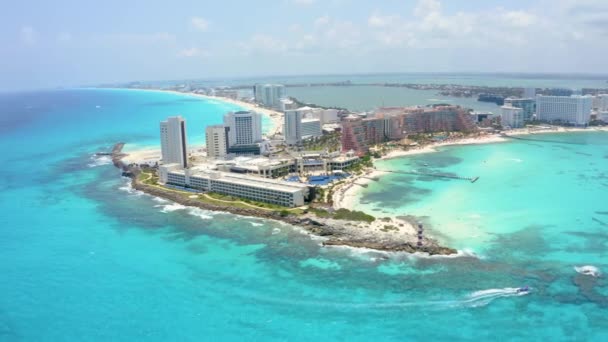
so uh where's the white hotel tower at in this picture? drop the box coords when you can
[160,116,188,168]
[205,125,229,160]
[223,111,262,146]
[536,95,593,126]
[283,109,302,145]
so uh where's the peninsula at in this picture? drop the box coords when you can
[109,83,608,256]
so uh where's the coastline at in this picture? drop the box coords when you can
[159,89,284,137]
[333,126,608,210]
[111,87,284,164]
[122,167,456,255]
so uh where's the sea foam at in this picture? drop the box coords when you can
[87,155,112,168]
[188,208,214,220]
[574,265,600,277]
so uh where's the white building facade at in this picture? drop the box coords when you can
[159,169,310,207]
[223,111,262,146]
[280,98,297,111]
[283,109,302,145]
[500,106,524,129]
[594,94,608,111]
[536,95,593,125]
[523,87,536,99]
[301,119,322,139]
[160,116,188,168]
[254,84,286,109]
[205,125,229,160]
[504,98,535,121]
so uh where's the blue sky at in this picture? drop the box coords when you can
[2,0,607,90]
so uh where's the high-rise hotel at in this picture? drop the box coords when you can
[160,116,188,168]
[223,111,262,146]
[536,95,593,126]
[205,125,230,159]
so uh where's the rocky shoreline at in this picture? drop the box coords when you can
[122,167,457,256]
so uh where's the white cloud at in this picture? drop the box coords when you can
[20,26,37,46]
[314,15,330,28]
[232,0,608,72]
[368,13,399,28]
[191,17,209,31]
[414,0,441,17]
[239,34,288,55]
[101,32,176,45]
[291,0,316,5]
[178,47,208,57]
[502,11,537,27]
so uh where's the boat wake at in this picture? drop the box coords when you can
[458,287,530,308]
[230,287,529,312]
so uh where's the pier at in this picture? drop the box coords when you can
[376,169,479,183]
[103,142,129,173]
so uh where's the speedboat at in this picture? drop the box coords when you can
[516,286,529,293]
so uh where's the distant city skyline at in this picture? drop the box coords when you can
[3,0,608,91]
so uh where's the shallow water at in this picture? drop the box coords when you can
[1,89,608,340]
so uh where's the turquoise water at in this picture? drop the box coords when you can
[2,89,608,340]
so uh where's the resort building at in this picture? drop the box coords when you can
[224,111,262,146]
[227,144,261,156]
[504,98,535,120]
[523,87,536,99]
[341,117,369,156]
[160,116,188,168]
[362,117,388,145]
[211,151,359,179]
[205,125,229,160]
[284,109,303,145]
[215,156,295,178]
[500,105,524,128]
[284,109,322,145]
[280,98,297,111]
[319,109,339,124]
[254,84,286,109]
[159,166,311,207]
[402,106,474,133]
[536,95,593,125]
[594,94,608,111]
[301,119,322,140]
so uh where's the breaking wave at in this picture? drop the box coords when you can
[575,265,600,277]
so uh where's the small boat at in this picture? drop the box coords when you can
[516,286,530,293]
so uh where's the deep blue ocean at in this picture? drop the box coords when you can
[1,88,608,341]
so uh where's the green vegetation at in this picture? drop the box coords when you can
[288,96,347,111]
[313,187,326,203]
[206,192,298,211]
[301,132,341,152]
[343,154,374,174]
[381,225,399,232]
[310,207,375,223]
[138,170,158,185]
[309,207,331,218]
[333,208,375,223]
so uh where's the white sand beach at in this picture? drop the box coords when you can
[119,89,284,164]
[162,90,284,136]
[333,126,608,210]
